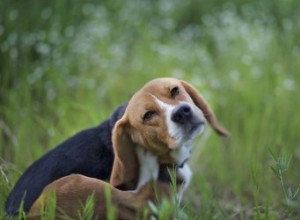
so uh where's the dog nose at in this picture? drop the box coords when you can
[171,104,192,124]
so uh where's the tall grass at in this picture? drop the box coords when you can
[1,0,300,219]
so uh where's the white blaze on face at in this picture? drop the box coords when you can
[150,94,182,143]
[150,94,193,165]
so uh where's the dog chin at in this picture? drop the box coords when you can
[170,141,192,166]
[190,122,205,138]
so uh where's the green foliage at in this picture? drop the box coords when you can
[78,194,95,220]
[270,150,300,217]
[104,185,116,220]
[147,168,189,219]
[1,0,300,219]
[36,191,57,220]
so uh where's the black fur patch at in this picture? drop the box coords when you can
[5,104,127,216]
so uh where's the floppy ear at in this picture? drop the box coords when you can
[181,80,230,137]
[110,115,139,190]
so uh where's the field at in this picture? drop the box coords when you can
[1,0,300,219]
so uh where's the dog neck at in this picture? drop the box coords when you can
[168,139,193,168]
[135,146,159,191]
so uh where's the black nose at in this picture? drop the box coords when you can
[171,104,192,124]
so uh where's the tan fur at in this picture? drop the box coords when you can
[110,78,229,188]
[28,174,172,220]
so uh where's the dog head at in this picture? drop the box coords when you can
[110,78,229,189]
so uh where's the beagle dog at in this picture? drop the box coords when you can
[27,77,228,219]
[6,77,228,216]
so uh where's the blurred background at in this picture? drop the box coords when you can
[1,0,299,219]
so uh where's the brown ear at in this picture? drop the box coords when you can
[110,115,139,189]
[181,80,230,137]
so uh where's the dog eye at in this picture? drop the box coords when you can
[170,86,179,98]
[143,111,156,121]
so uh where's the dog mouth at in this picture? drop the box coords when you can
[180,120,205,141]
[168,121,203,166]
[190,121,205,136]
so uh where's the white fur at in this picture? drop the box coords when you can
[170,141,193,166]
[177,164,192,203]
[135,146,159,190]
[150,95,182,143]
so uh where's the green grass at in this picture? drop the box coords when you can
[1,0,300,219]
